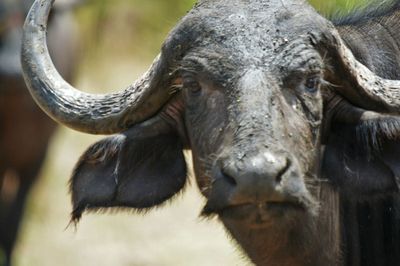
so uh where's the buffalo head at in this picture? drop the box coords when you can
[21,0,400,265]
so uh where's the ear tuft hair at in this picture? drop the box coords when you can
[325,94,400,153]
[356,116,400,152]
[81,135,124,164]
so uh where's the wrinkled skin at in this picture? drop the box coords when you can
[21,0,400,265]
[0,1,80,265]
[178,3,335,265]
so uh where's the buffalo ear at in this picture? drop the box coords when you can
[70,124,187,223]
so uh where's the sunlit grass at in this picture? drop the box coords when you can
[310,0,370,13]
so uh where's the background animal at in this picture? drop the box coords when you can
[14,0,398,266]
[0,1,80,265]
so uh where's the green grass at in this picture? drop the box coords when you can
[310,0,370,13]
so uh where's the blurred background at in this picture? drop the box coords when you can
[0,0,383,265]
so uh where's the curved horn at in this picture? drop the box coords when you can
[324,29,400,114]
[21,0,172,134]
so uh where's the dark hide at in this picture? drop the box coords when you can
[322,2,400,265]
[70,118,188,223]
[0,2,79,265]
[323,118,400,265]
[0,79,56,265]
[323,114,400,196]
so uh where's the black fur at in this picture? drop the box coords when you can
[323,2,400,264]
[70,127,188,224]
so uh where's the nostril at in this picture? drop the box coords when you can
[221,169,238,186]
[275,159,291,184]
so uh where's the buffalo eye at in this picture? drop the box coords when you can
[183,75,202,95]
[304,76,320,93]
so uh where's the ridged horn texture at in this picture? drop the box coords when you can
[21,0,172,134]
[328,30,400,114]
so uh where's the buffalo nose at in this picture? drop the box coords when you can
[219,152,291,204]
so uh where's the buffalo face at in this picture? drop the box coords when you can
[176,8,332,263]
[182,50,324,222]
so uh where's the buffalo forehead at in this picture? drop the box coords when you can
[181,0,326,70]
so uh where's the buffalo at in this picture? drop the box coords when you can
[0,0,80,265]
[21,0,400,265]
